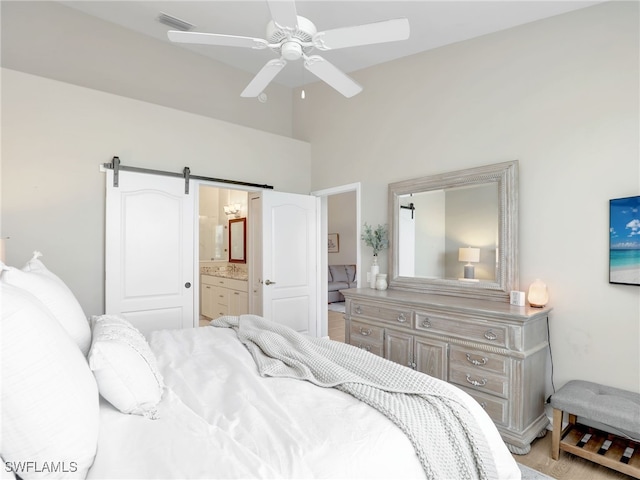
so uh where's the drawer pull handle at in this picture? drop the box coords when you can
[466,374,488,387]
[466,353,488,366]
[359,327,372,336]
[355,306,362,314]
[421,319,431,328]
[484,330,498,341]
[408,362,417,369]
[357,343,371,352]
[397,313,407,323]
[480,402,487,409]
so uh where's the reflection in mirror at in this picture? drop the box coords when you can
[229,218,246,263]
[389,161,518,302]
[398,183,499,281]
[199,216,225,261]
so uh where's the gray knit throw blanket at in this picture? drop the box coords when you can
[211,315,498,480]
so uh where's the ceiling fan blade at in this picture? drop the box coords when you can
[303,55,362,98]
[267,0,298,29]
[241,58,287,97]
[168,30,268,49]
[313,18,410,51]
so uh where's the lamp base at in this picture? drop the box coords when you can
[463,264,475,279]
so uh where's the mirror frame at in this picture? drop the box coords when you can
[388,160,519,302]
[228,217,247,264]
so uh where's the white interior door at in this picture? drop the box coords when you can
[105,170,194,337]
[249,190,319,336]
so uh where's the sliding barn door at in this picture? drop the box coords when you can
[105,170,195,337]
[249,190,319,336]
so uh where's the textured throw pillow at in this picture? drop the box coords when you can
[88,314,164,418]
[0,252,91,355]
[0,283,99,479]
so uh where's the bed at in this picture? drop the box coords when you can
[1,253,521,480]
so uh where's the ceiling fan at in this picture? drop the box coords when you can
[167,0,410,98]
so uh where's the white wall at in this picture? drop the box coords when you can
[328,191,357,265]
[294,2,640,393]
[0,1,293,137]
[1,69,311,317]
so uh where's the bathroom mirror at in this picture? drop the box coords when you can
[229,218,247,264]
[388,161,518,301]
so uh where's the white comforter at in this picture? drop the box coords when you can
[88,326,521,479]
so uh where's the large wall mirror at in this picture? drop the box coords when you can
[229,218,247,264]
[389,161,519,302]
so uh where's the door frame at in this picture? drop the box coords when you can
[311,182,362,338]
[193,180,255,326]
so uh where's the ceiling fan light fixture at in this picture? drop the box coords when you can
[158,12,195,32]
[281,41,302,61]
[166,0,409,98]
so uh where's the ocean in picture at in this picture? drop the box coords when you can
[609,195,640,285]
[610,249,640,284]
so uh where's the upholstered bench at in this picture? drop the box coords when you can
[551,380,640,478]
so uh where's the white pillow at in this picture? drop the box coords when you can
[89,314,164,418]
[0,283,99,480]
[0,252,91,355]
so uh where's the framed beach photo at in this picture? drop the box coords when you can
[328,233,339,253]
[609,195,640,285]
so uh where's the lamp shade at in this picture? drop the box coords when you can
[458,247,480,263]
[528,279,549,308]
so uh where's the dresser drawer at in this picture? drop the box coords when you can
[449,345,508,376]
[350,302,411,326]
[415,312,507,348]
[349,339,384,357]
[349,320,384,343]
[449,366,509,398]
[459,386,509,426]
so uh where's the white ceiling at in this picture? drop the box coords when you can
[59,0,602,88]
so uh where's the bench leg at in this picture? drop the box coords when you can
[552,408,562,460]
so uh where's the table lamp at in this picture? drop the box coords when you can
[459,247,480,280]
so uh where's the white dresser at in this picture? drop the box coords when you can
[342,287,551,454]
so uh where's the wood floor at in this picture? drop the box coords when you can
[327,309,345,342]
[327,310,635,480]
[518,433,634,480]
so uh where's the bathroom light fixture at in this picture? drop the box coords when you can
[459,247,480,280]
[223,203,242,218]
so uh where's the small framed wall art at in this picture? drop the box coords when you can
[609,195,640,285]
[328,233,339,253]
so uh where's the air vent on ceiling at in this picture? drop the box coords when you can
[158,12,195,32]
